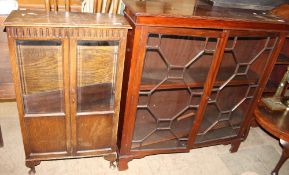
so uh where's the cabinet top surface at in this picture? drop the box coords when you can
[4,10,131,29]
[123,0,289,25]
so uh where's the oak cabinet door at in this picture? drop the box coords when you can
[15,40,69,155]
[72,40,120,154]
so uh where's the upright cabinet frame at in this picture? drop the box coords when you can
[5,10,130,173]
[118,1,288,170]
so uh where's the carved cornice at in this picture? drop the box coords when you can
[69,28,127,39]
[6,27,127,39]
[7,27,68,38]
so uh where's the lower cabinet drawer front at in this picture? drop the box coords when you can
[76,114,113,151]
[25,116,67,154]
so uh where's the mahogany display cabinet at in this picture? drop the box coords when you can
[118,0,289,170]
[4,10,130,173]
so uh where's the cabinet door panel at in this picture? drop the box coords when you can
[74,40,119,153]
[16,40,64,114]
[131,33,218,150]
[25,117,66,153]
[15,39,69,156]
[195,35,278,144]
[76,114,113,151]
[76,40,118,112]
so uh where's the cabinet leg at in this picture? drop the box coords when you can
[26,160,40,175]
[117,158,129,171]
[28,167,36,175]
[0,125,3,147]
[271,140,289,175]
[230,140,241,153]
[104,154,117,170]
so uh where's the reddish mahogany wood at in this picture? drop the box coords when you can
[118,0,289,171]
[0,125,3,147]
[255,105,289,143]
[123,0,289,31]
[255,104,289,175]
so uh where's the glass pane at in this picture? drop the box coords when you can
[77,40,119,112]
[195,36,278,144]
[141,34,217,88]
[132,33,217,150]
[16,40,64,114]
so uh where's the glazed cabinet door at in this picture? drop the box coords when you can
[129,28,225,151]
[70,38,123,155]
[194,31,279,145]
[9,38,71,157]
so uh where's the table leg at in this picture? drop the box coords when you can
[272,139,289,175]
[0,125,3,147]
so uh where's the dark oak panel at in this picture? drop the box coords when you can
[5,10,130,172]
[25,116,67,154]
[76,114,113,151]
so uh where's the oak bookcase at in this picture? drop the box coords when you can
[4,10,130,173]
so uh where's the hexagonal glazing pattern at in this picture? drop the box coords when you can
[195,36,278,144]
[132,33,218,150]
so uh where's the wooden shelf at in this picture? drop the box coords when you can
[23,83,113,114]
[195,127,238,144]
[77,83,114,112]
[140,67,259,91]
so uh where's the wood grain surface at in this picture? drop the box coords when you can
[0,15,15,99]
[4,10,131,29]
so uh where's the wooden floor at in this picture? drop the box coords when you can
[0,102,289,175]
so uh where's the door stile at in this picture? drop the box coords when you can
[110,30,128,151]
[69,38,77,155]
[7,35,32,157]
[187,30,230,149]
[119,26,149,155]
[63,38,72,154]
